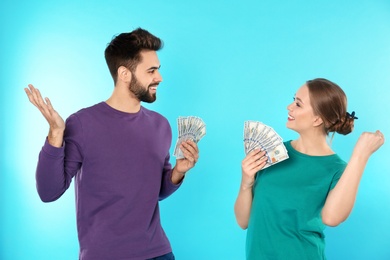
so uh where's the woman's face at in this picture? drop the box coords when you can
[286,84,321,134]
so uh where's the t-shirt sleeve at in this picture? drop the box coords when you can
[329,163,347,190]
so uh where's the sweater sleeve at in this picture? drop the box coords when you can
[36,114,83,202]
[158,154,182,201]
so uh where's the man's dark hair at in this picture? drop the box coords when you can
[104,28,163,84]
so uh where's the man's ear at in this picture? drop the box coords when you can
[117,66,132,83]
[313,116,324,127]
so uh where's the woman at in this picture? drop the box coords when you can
[234,78,385,259]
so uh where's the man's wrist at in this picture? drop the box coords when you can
[48,129,64,148]
[171,167,186,184]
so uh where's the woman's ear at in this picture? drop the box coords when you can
[313,116,324,127]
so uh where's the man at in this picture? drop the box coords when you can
[25,28,199,260]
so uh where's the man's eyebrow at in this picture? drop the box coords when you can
[147,65,161,70]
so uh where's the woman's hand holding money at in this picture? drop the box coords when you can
[241,149,267,190]
[234,148,267,229]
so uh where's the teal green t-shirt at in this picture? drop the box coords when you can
[246,140,347,260]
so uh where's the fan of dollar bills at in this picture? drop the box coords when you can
[174,116,206,159]
[243,120,289,169]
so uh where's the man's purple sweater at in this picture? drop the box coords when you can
[36,102,181,260]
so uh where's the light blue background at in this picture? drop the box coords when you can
[1,1,389,259]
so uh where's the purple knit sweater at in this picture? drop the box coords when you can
[36,102,181,260]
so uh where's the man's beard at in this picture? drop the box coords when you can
[128,74,157,103]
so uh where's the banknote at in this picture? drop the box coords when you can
[244,120,289,168]
[174,116,206,159]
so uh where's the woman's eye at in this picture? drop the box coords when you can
[293,97,300,107]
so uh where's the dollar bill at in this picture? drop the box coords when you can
[243,120,289,168]
[174,116,206,159]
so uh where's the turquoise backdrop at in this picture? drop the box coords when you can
[1,1,389,259]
